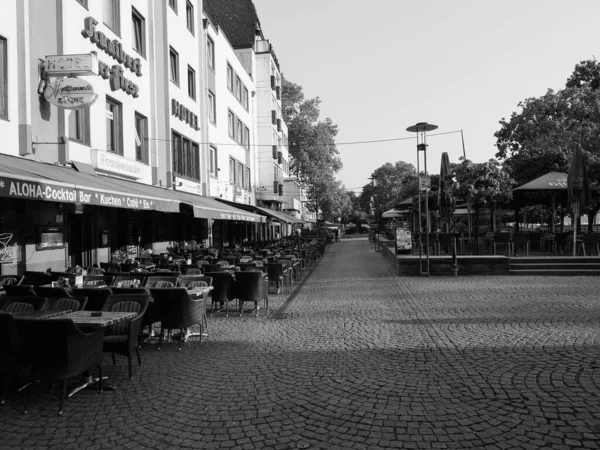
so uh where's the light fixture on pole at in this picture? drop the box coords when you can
[369,176,379,251]
[406,122,438,277]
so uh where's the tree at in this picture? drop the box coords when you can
[495,59,600,230]
[452,159,515,251]
[281,75,344,216]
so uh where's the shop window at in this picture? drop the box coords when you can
[68,108,90,145]
[104,0,121,35]
[106,96,123,154]
[132,7,145,57]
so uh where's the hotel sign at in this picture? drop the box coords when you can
[43,77,98,109]
[174,176,202,195]
[45,53,98,77]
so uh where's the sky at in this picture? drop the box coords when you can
[252,0,600,194]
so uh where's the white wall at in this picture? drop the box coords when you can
[0,0,19,156]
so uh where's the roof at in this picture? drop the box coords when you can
[204,0,261,49]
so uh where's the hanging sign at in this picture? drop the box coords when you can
[43,77,98,109]
[419,175,431,191]
[45,53,98,77]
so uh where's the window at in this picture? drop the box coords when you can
[207,37,215,70]
[106,96,123,155]
[226,64,233,91]
[237,162,243,187]
[186,1,194,34]
[245,167,251,190]
[132,8,145,57]
[104,0,121,35]
[187,66,196,100]
[235,76,241,101]
[243,86,249,110]
[229,158,235,184]
[208,91,216,124]
[68,108,90,145]
[169,47,179,85]
[228,110,234,138]
[172,130,200,180]
[236,119,242,144]
[76,0,88,7]
[243,126,250,150]
[134,112,148,163]
[168,0,177,13]
[0,37,7,120]
[209,145,218,176]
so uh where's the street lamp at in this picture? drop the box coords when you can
[369,176,379,251]
[406,122,438,277]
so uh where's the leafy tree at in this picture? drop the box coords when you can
[452,159,515,251]
[495,59,600,230]
[281,75,344,217]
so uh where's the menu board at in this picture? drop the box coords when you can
[396,227,412,252]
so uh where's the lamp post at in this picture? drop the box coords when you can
[370,177,379,251]
[406,122,438,277]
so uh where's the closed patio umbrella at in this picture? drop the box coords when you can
[438,152,455,232]
[567,144,591,255]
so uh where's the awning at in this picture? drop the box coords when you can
[215,199,301,224]
[0,154,180,212]
[382,208,410,218]
[184,194,265,223]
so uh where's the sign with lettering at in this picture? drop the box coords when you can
[172,99,199,130]
[43,77,98,109]
[174,176,202,195]
[45,53,98,77]
[396,227,412,251]
[92,149,142,179]
[0,177,178,213]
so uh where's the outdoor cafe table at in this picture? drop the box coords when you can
[44,310,137,395]
[10,310,71,320]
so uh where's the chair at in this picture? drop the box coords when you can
[102,293,149,379]
[579,232,600,256]
[34,286,73,299]
[238,262,257,271]
[120,261,140,273]
[554,232,570,255]
[69,287,111,311]
[203,272,236,316]
[46,296,88,312]
[182,267,202,275]
[100,262,122,273]
[83,274,115,286]
[512,232,530,257]
[0,275,23,288]
[83,279,107,288]
[0,313,29,405]
[2,296,47,312]
[493,232,512,256]
[15,318,104,415]
[109,287,149,296]
[150,288,208,350]
[87,267,105,275]
[204,263,223,273]
[3,285,37,297]
[541,232,555,254]
[234,271,269,317]
[178,275,213,288]
[277,259,295,285]
[143,276,179,288]
[264,263,290,294]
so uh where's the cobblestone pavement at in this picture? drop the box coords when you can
[2,238,600,449]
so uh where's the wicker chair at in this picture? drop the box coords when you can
[178,275,213,288]
[83,279,107,288]
[203,263,223,273]
[3,285,37,297]
[143,277,178,288]
[0,275,24,288]
[264,263,290,294]
[150,288,207,350]
[234,271,269,317]
[182,267,202,275]
[203,272,236,316]
[101,293,149,379]
[46,296,88,312]
[512,232,530,257]
[0,312,29,405]
[34,286,73,299]
[578,232,600,256]
[2,296,47,312]
[15,318,104,415]
[69,287,111,311]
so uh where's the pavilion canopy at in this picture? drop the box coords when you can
[512,172,568,207]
